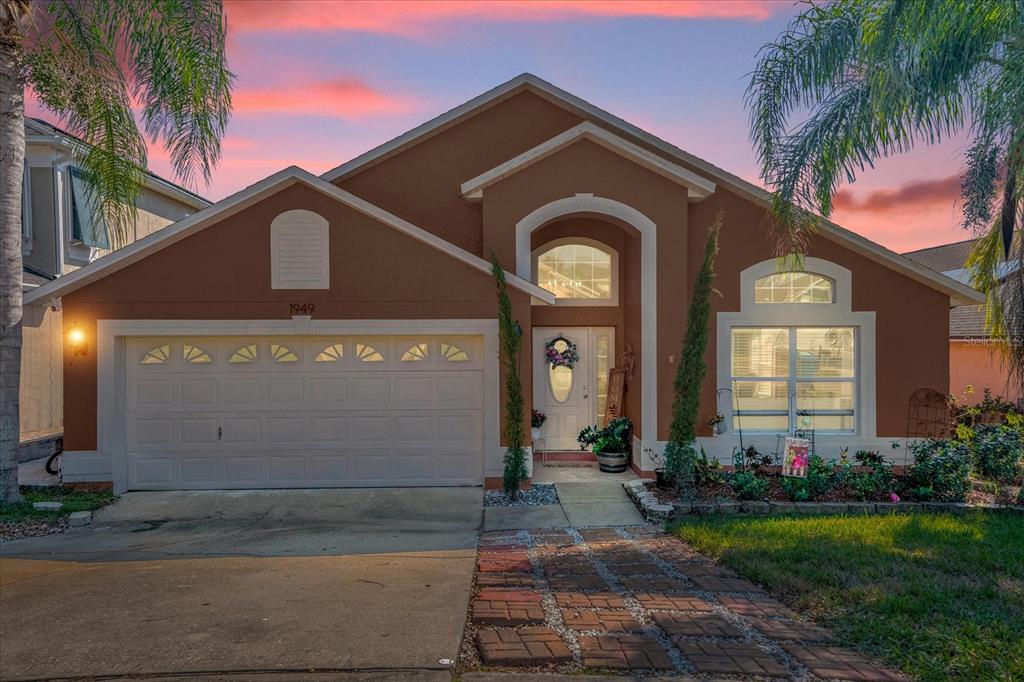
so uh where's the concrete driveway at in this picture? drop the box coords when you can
[0,488,482,681]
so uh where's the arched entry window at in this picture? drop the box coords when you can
[532,238,618,305]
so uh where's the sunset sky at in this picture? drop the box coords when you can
[29,0,973,253]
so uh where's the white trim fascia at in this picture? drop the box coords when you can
[319,73,979,306]
[460,122,715,200]
[515,194,658,446]
[97,318,501,493]
[25,119,210,210]
[24,167,555,307]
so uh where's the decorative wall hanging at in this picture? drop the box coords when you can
[545,336,579,369]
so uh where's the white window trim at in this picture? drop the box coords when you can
[531,236,619,307]
[717,257,876,438]
[94,319,500,493]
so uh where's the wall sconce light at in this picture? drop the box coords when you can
[68,324,87,357]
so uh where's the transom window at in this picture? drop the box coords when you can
[730,327,855,433]
[535,241,616,302]
[754,272,834,304]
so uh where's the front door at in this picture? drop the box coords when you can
[532,327,614,450]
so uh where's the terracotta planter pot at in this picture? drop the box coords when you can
[596,451,629,473]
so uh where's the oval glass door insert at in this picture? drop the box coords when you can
[548,338,574,403]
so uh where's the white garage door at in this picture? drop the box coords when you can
[125,335,483,490]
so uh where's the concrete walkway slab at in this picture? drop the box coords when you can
[554,481,633,503]
[562,501,645,527]
[484,504,569,531]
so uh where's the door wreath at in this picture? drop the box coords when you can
[545,336,580,369]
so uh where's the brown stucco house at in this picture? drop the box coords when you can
[23,74,982,492]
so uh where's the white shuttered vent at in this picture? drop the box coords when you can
[271,209,329,289]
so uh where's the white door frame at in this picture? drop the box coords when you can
[96,318,499,493]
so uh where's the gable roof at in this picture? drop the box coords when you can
[321,73,982,307]
[23,166,555,307]
[460,122,716,200]
[25,118,211,210]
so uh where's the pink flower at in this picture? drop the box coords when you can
[889,493,900,503]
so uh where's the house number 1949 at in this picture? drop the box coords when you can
[289,303,316,316]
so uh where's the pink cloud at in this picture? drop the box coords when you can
[225,1,779,35]
[833,174,961,213]
[232,78,417,118]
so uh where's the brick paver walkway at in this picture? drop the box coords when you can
[462,526,906,680]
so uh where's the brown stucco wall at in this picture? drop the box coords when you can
[950,340,1018,403]
[61,182,521,451]
[336,89,582,255]
[689,187,951,438]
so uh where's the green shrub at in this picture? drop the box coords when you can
[729,470,769,500]
[577,418,633,455]
[908,439,972,502]
[971,424,1024,483]
[781,455,835,501]
[836,451,895,501]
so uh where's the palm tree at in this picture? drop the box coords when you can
[0,0,232,502]
[747,0,1023,391]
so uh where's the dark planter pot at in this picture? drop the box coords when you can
[655,468,676,489]
[596,451,629,473]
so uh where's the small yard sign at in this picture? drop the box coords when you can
[782,437,811,478]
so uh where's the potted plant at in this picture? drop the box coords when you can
[578,417,633,473]
[531,409,547,441]
[707,413,724,436]
[645,447,675,489]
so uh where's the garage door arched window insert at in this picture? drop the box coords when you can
[140,344,171,364]
[229,344,258,364]
[183,344,212,364]
[441,342,469,362]
[271,343,299,363]
[356,343,384,362]
[401,343,429,362]
[315,343,344,362]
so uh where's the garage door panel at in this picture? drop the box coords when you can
[180,378,218,407]
[180,457,220,484]
[126,335,484,490]
[268,456,306,482]
[223,378,261,407]
[309,416,348,442]
[222,417,260,443]
[308,377,347,403]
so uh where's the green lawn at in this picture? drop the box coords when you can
[671,512,1024,681]
[0,486,116,523]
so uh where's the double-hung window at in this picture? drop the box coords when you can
[731,326,856,433]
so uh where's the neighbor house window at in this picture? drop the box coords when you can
[535,241,617,303]
[68,166,111,249]
[730,327,856,432]
[754,272,833,303]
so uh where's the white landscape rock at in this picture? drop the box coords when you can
[32,501,63,511]
[67,511,92,527]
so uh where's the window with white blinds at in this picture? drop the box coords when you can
[731,327,856,433]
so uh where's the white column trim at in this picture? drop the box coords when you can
[515,193,658,446]
[96,318,500,493]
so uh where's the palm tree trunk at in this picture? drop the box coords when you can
[0,16,25,503]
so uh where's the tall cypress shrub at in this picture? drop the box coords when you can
[665,213,722,478]
[491,254,527,498]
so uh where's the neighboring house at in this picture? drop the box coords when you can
[24,74,981,492]
[904,235,1021,405]
[19,117,209,457]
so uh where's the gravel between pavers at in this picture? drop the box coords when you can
[0,518,68,542]
[483,484,559,507]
